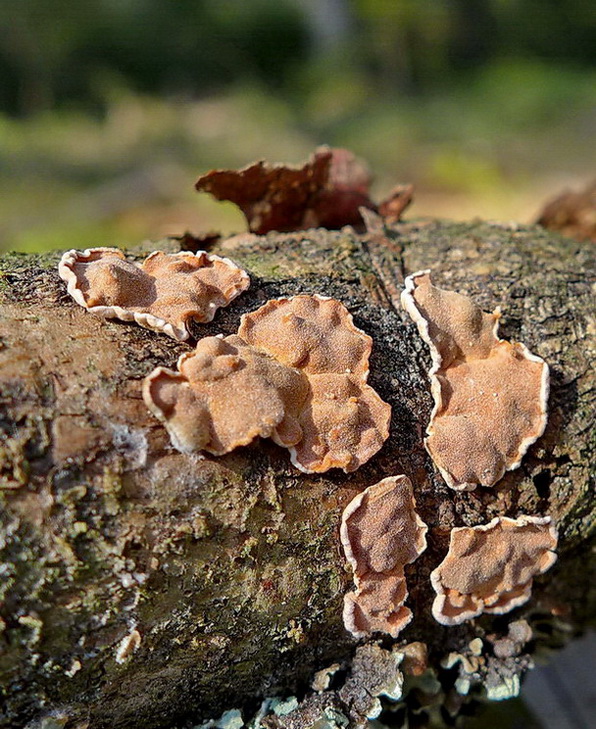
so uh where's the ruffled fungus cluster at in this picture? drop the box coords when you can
[401,270,549,490]
[336,270,556,639]
[431,516,558,625]
[59,247,250,341]
[58,154,558,653]
[143,295,391,473]
[341,476,427,638]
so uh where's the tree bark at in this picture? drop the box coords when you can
[0,220,594,729]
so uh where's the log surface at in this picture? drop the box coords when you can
[0,220,594,729]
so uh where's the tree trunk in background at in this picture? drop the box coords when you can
[0,220,594,729]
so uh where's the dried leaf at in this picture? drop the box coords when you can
[195,147,376,234]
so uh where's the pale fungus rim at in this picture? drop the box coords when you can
[58,247,250,341]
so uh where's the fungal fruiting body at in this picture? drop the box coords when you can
[238,295,391,473]
[59,248,250,341]
[144,335,308,455]
[401,271,549,490]
[430,515,558,626]
[340,475,428,638]
[143,295,391,473]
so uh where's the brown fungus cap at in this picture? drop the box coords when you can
[430,515,558,626]
[289,372,390,473]
[239,295,390,472]
[143,335,308,455]
[340,475,428,638]
[401,270,549,490]
[59,248,250,341]
[239,294,372,377]
[143,295,391,473]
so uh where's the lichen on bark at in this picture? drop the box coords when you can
[0,220,594,729]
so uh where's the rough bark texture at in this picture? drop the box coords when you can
[0,220,594,729]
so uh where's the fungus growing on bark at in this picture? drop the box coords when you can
[59,248,250,341]
[115,628,141,664]
[238,294,372,377]
[143,335,308,455]
[239,295,390,473]
[488,619,533,659]
[340,475,428,638]
[143,295,391,473]
[401,270,549,490]
[431,515,558,626]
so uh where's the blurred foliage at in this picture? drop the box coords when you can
[0,0,310,116]
[1,0,594,117]
[0,0,594,251]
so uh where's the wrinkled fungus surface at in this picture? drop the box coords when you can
[144,335,308,455]
[340,475,428,637]
[143,295,391,473]
[401,270,549,490]
[431,515,558,626]
[59,248,250,340]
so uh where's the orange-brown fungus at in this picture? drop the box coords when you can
[401,271,549,490]
[340,475,428,638]
[59,248,250,341]
[143,295,390,473]
[431,515,558,626]
[239,295,390,472]
[143,335,308,455]
[238,294,371,377]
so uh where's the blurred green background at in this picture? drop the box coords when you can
[1,0,595,252]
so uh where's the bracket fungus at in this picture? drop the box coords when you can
[401,270,549,490]
[59,247,250,341]
[430,515,558,626]
[143,295,391,473]
[340,475,428,638]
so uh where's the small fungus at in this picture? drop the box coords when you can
[340,475,428,638]
[115,628,141,664]
[399,641,428,677]
[377,183,415,225]
[143,295,391,473]
[430,515,558,626]
[401,271,549,490]
[59,247,250,341]
[488,619,533,659]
